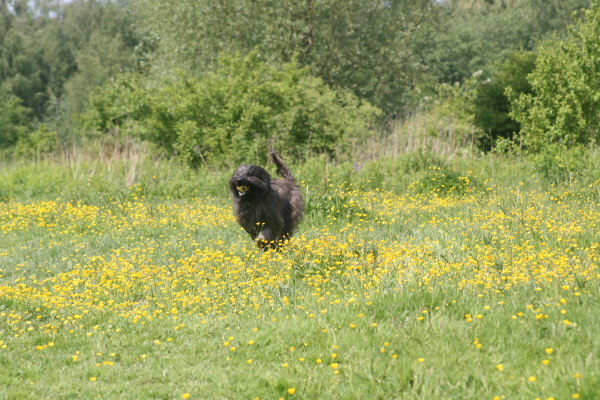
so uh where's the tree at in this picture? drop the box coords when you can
[55,0,149,117]
[428,0,590,85]
[510,0,600,152]
[0,0,149,146]
[0,0,50,120]
[134,0,437,114]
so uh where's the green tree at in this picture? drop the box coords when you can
[428,0,589,85]
[134,0,437,114]
[510,0,600,152]
[0,0,50,119]
[0,0,149,148]
[56,0,150,117]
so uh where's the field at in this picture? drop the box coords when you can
[1,152,599,399]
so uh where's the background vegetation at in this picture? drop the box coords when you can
[0,0,598,163]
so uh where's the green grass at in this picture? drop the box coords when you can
[1,150,599,399]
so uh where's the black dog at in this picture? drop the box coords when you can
[229,150,304,249]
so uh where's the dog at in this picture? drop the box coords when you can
[229,150,304,250]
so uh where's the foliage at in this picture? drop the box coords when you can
[0,89,29,149]
[510,0,600,152]
[57,4,144,116]
[0,0,148,146]
[0,0,594,157]
[135,0,437,114]
[0,1,48,119]
[474,51,537,150]
[0,0,592,153]
[80,52,382,168]
[428,0,589,85]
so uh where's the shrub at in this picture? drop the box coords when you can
[510,0,600,152]
[79,51,382,168]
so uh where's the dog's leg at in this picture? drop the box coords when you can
[255,226,276,250]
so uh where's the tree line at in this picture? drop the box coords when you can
[0,0,595,165]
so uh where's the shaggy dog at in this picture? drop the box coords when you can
[229,150,304,250]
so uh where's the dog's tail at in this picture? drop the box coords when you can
[269,150,293,179]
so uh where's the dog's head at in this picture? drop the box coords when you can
[229,164,271,200]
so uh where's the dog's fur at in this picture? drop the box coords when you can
[229,150,304,249]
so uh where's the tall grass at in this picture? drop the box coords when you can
[351,112,481,164]
[0,140,226,203]
[0,130,525,202]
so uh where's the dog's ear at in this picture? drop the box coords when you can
[245,172,270,194]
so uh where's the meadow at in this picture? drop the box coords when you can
[1,149,599,399]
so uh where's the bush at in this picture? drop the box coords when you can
[418,50,536,154]
[510,0,600,152]
[79,51,382,168]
